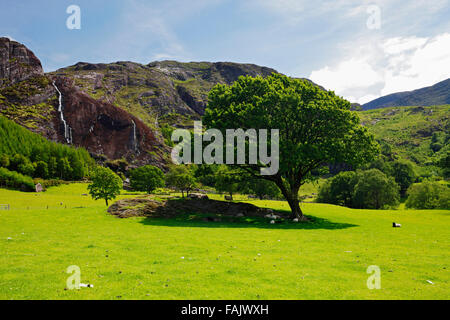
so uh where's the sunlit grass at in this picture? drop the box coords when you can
[0,183,448,299]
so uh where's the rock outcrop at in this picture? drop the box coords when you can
[51,76,168,165]
[107,197,281,219]
[0,37,43,86]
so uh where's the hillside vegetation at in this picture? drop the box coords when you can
[359,105,449,175]
[0,116,95,182]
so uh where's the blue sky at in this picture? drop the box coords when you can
[2,0,450,103]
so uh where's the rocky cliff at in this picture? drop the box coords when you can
[0,38,168,167]
[52,60,278,128]
[0,37,43,86]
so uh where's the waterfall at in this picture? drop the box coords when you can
[131,120,139,154]
[52,81,73,144]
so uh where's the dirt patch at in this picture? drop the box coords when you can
[108,197,281,219]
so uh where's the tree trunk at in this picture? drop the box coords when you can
[229,191,233,201]
[105,199,109,206]
[276,181,307,221]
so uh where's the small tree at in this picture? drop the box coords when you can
[129,165,165,193]
[165,165,197,197]
[88,166,122,206]
[405,181,450,209]
[214,166,241,200]
[352,169,400,209]
[317,171,358,207]
[391,160,416,196]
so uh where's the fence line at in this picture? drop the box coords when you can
[0,204,10,210]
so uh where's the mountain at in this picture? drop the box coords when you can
[51,60,278,128]
[0,37,169,167]
[0,37,284,167]
[362,78,450,110]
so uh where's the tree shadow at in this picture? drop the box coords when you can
[138,212,357,230]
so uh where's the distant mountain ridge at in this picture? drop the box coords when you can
[362,78,450,110]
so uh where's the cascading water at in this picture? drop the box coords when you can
[131,120,139,154]
[52,81,73,144]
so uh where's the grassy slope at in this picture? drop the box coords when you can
[359,105,449,166]
[0,184,448,300]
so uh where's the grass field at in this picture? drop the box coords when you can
[0,183,448,300]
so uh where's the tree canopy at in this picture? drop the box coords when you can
[88,166,122,206]
[203,73,379,219]
[129,165,165,194]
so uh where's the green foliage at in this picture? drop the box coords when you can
[318,169,400,209]
[214,166,242,199]
[390,160,416,196]
[129,165,165,194]
[241,178,282,200]
[165,165,197,197]
[0,167,35,191]
[105,158,129,174]
[204,73,378,218]
[317,171,358,207]
[87,167,122,206]
[0,115,94,181]
[405,181,450,209]
[359,105,450,177]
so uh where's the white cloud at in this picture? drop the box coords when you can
[309,33,450,104]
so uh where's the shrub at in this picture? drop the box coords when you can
[317,171,358,207]
[317,169,400,209]
[405,181,450,209]
[0,167,35,191]
[129,165,165,194]
[390,160,416,196]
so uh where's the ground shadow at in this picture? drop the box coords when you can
[138,211,358,230]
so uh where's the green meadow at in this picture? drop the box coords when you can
[0,183,448,300]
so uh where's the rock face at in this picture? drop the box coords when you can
[52,60,279,128]
[108,197,282,219]
[0,37,43,86]
[0,39,168,167]
[51,76,168,164]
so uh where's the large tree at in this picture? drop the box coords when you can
[203,74,378,220]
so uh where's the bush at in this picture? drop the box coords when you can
[390,160,416,196]
[129,165,165,194]
[317,171,358,207]
[405,181,450,209]
[317,169,400,209]
[0,167,35,191]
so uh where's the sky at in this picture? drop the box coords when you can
[1,0,450,104]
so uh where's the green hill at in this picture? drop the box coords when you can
[359,105,449,174]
